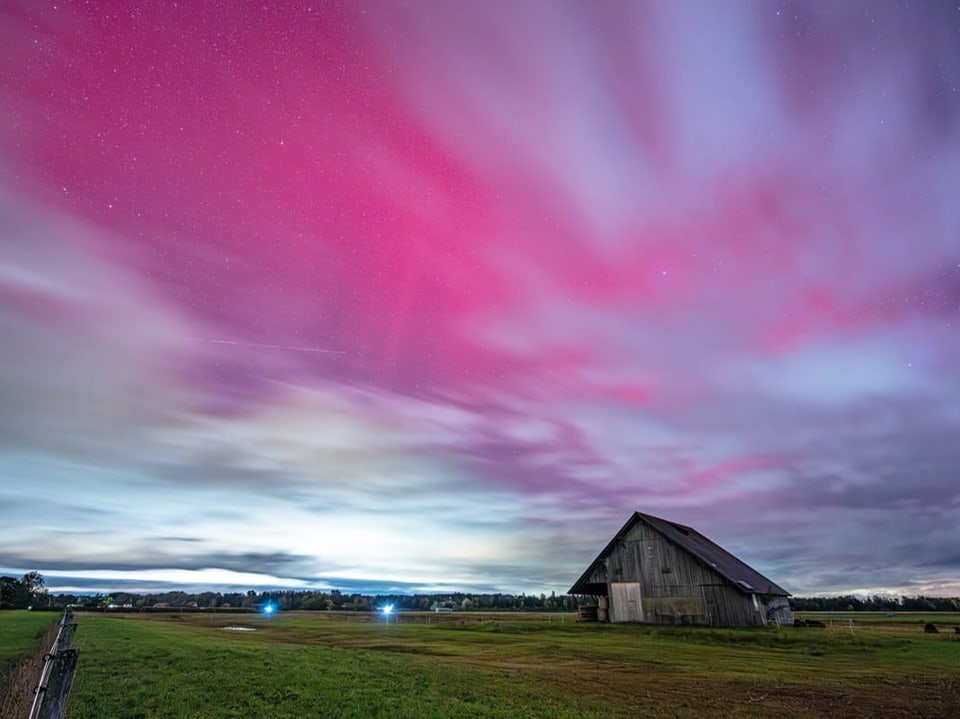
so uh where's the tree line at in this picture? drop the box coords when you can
[789,594,959,613]
[48,587,581,612]
[3,573,583,612]
[3,573,958,613]
[0,572,47,609]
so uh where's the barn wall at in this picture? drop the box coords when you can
[597,519,764,626]
[761,596,794,626]
[580,562,608,586]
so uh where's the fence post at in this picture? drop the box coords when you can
[35,649,79,719]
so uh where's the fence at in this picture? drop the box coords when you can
[26,608,79,719]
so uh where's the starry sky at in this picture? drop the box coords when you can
[1,1,959,597]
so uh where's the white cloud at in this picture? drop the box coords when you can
[726,336,934,407]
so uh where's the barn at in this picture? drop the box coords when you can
[568,512,792,627]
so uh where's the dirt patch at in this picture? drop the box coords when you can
[716,676,960,719]
[0,621,59,719]
[473,654,960,718]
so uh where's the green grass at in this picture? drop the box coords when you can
[0,610,59,685]
[67,612,960,718]
[800,610,960,625]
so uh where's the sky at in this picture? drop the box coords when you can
[1,1,958,598]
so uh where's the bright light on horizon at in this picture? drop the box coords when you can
[1,0,958,605]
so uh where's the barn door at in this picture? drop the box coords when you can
[610,582,644,622]
[703,586,720,626]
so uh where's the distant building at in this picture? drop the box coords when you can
[569,512,792,627]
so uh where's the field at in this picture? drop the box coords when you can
[0,611,59,677]
[795,611,957,625]
[61,611,959,719]
[0,611,61,714]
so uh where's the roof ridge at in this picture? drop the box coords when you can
[568,511,789,597]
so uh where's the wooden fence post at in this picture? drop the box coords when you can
[28,610,80,719]
[35,649,79,719]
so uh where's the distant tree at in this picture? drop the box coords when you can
[198,592,219,609]
[1,576,28,609]
[301,592,328,611]
[222,593,244,608]
[791,595,959,613]
[0,572,46,609]
[22,571,45,598]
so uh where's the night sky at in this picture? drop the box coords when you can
[1,1,959,597]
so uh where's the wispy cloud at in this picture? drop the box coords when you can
[1,0,958,596]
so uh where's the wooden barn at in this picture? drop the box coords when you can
[569,512,792,627]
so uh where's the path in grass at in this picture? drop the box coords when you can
[68,612,960,719]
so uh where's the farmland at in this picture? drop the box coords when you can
[54,611,960,718]
[0,611,60,716]
[0,611,58,678]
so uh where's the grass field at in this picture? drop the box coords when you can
[0,610,61,714]
[799,611,959,625]
[66,611,960,719]
[0,611,59,682]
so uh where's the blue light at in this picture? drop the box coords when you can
[382,604,393,616]
[262,603,276,616]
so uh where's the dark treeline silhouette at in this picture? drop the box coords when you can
[45,587,579,613]
[0,572,46,609]
[4,573,958,614]
[789,594,959,612]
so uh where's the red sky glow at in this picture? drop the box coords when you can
[1,0,959,597]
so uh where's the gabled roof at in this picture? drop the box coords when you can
[568,511,789,596]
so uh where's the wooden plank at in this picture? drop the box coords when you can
[55,623,76,652]
[644,596,705,622]
[602,517,759,626]
[35,649,79,719]
[610,582,643,622]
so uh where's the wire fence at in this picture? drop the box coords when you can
[26,608,79,719]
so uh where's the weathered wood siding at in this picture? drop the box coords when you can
[609,583,643,622]
[761,596,794,626]
[579,518,766,626]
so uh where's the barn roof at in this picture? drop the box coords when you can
[568,511,790,597]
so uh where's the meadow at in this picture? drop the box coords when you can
[0,611,60,715]
[56,611,960,718]
[0,611,58,677]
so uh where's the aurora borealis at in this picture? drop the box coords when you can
[1,1,959,596]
